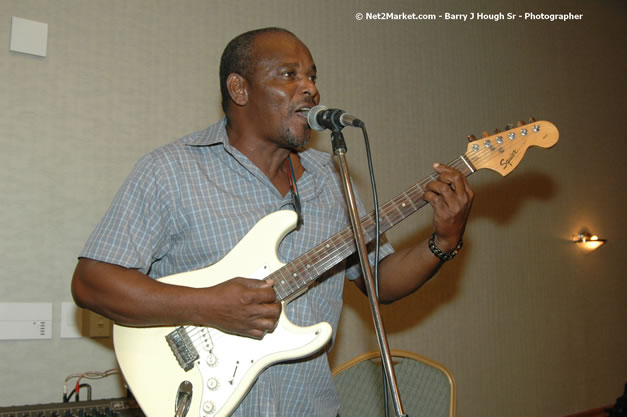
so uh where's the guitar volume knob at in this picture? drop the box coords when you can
[206,353,218,366]
[207,377,220,390]
[203,400,216,414]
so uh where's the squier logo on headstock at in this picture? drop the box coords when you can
[464,118,559,176]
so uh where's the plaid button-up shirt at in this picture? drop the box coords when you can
[81,118,393,416]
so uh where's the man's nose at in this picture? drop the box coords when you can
[301,78,319,101]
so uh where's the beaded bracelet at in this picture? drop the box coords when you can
[428,233,463,261]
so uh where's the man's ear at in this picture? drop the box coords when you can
[226,73,248,107]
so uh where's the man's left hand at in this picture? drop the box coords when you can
[423,162,474,252]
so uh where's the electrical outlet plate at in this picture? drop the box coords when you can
[83,310,112,338]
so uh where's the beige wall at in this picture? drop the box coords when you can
[1,1,625,416]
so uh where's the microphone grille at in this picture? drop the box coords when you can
[307,104,328,131]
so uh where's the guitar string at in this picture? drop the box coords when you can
[274,177,434,297]
[271,155,474,299]
[269,147,505,300]
[269,148,504,301]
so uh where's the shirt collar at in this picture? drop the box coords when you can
[182,118,334,195]
[182,118,229,147]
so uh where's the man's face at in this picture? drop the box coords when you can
[245,32,320,148]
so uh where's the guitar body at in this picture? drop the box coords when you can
[113,211,333,417]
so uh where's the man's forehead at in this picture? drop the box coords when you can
[252,32,315,68]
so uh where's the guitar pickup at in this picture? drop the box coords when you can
[165,327,199,371]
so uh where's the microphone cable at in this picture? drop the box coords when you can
[358,124,390,417]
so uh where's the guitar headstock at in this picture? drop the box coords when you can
[464,119,559,176]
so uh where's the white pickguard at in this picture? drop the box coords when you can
[113,211,333,417]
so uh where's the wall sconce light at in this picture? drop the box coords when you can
[573,232,607,251]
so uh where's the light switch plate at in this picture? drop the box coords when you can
[0,302,52,340]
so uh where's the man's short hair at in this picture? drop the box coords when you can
[219,27,296,116]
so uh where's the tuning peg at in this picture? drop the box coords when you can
[516,120,525,127]
[482,131,490,138]
[529,117,536,123]
[504,124,513,131]
[493,128,500,134]
[467,134,477,142]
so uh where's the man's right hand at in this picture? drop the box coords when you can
[205,277,282,339]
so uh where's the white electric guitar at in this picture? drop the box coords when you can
[113,120,559,417]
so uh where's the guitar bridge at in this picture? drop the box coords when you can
[165,327,199,371]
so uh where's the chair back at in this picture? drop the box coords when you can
[332,349,456,417]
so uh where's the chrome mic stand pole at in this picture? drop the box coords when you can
[330,129,408,417]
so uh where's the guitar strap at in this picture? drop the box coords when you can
[286,155,303,229]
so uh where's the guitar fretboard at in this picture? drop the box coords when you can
[270,155,475,301]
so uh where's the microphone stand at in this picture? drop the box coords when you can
[330,128,408,417]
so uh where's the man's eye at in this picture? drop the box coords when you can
[282,71,296,78]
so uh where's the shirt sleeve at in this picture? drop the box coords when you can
[79,153,173,275]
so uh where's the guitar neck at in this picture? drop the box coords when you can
[271,154,476,301]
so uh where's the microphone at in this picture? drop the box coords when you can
[307,105,364,131]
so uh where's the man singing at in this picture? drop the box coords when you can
[72,27,473,416]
